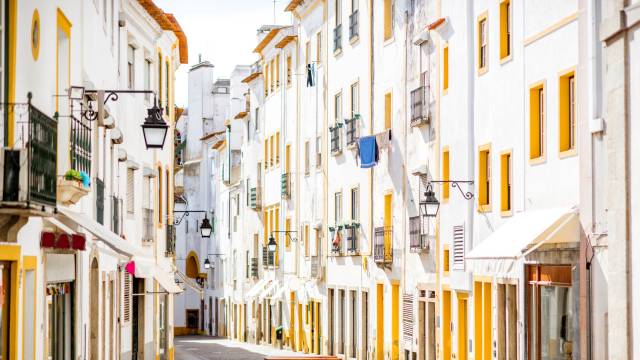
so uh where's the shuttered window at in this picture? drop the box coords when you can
[452,225,465,270]
[402,294,414,340]
[123,272,132,322]
[126,168,134,214]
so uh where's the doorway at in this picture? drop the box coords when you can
[376,283,384,360]
[132,278,145,360]
[457,294,468,360]
[89,258,99,360]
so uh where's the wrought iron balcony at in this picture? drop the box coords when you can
[165,224,176,256]
[345,117,359,147]
[250,186,262,210]
[349,10,359,40]
[333,24,343,53]
[330,125,342,155]
[142,208,154,243]
[0,97,57,208]
[410,86,430,126]
[409,216,429,252]
[281,173,291,199]
[71,115,92,175]
[345,224,358,254]
[374,226,393,264]
[250,257,259,278]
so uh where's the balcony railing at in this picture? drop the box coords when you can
[409,216,428,252]
[345,224,358,253]
[330,125,342,154]
[0,97,58,207]
[333,24,343,53]
[112,196,122,235]
[166,224,176,256]
[142,208,154,243]
[96,178,105,225]
[374,226,393,264]
[250,257,259,278]
[349,10,359,40]
[250,186,262,210]
[70,116,92,175]
[345,117,359,147]
[281,173,291,199]
[410,86,430,126]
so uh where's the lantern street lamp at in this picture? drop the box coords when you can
[141,97,169,149]
[268,235,278,253]
[420,183,441,218]
[204,258,211,269]
[200,216,213,238]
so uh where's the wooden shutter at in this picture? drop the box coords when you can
[123,273,132,322]
[452,225,465,270]
[402,294,414,341]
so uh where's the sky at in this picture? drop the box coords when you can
[154,0,291,107]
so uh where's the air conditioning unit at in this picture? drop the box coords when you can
[0,149,29,203]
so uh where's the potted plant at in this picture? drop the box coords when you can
[58,169,90,205]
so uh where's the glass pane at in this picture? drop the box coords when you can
[540,286,573,360]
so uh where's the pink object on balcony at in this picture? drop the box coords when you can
[125,261,136,276]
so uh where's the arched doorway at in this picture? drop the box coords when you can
[89,257,99,359]
[185,252,199,279]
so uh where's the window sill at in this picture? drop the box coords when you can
[500,209,513,217]
[500,54,513,65]
[384,36,395,47]
[442,88,449,96]
[334,48,343,57]
[559,148,577,159]
[477,66,489,76]
[443,271,450,277]
[528,156,547,166]
[350,35,360,46]
[477,204,492,213]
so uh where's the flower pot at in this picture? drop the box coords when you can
[58,178,90,205]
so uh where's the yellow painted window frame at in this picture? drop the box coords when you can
[477,12,488,75]
[285,217,292,249]
[442,147,450,201]
[443,244,450,276]
[383,0,393,41]
[558,68,577,157]
[500,149,512,216]
[499,0,511,61]
[286,55,292,87]
[478,143,491,212]
[384,91,392,129]
[316,31,322,65]
[276,131,281,165]
[56,8,72,112]
[443,43,449,92]
[275,54,280,89]
[529,81,546,163]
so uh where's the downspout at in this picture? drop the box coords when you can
[368,0,374,261]
[466,0,475,269]
[402,9,409,289]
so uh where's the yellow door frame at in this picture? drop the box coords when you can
[457,293,468,360]
[0,244,21,360]
[22,256,37,360]
[376,283,384,360]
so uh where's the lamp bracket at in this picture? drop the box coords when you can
[79,89,155,121]
[429,180,475,200]
[173,210,208,225]
[270,230,298,243]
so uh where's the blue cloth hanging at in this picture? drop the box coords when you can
[358,135,378,168]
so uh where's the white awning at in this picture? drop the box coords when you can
[176,269,203,296]
[258,281,278,302]
[466,207,579,260]
[270,281,290,304]
[131,256,182,294]
[247,278,268,298]
[58,207,148,258]
[296,281,322,303]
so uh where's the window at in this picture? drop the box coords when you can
[286,55,292,86]
[334,92,342,123]
[442,148,450,200]
[304,140,310,175]
[264,138,269,169]
[165,61,170,114]
[254,107,260,131]
[500,0,511,59]
[443,246,450,274]
[384,0,393,40]
[443,44,449,91]
[338,289,346,354]
[165,169,170,221]
[305,41,311,64]
[559,72,576,153]
[478,145,491,210]
[334,192,342,223]
[350,290,357,357]
[157,53,162,105]
[304,224,310,256]
[500,151,512,213]
[157,167,163,223]
[350,82,359,117]
[127,45,135,89]
[270,59,275,91]
[478,15,488,72]
[275,54,280,89]
[529,83,545,160]
[270,134,275,167]
[350,187,359,221]
[126,168,134,214]
[264,62,269,96]
[316,135,322,168]
[336,0,342,26]
[317,32,322,64]
[144,59,151,100]
[276,132,281,165]
[285,218,291,249]
[474,281,493,360]
[384,92,392,129]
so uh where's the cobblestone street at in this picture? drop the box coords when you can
[174,336,308,359]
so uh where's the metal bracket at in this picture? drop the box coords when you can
[429,180,475,200]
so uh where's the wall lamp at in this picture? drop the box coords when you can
[420,180,474,218]
[203,253,226,269]
[174,210,212,238]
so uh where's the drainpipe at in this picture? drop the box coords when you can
[402,9,409,291]
[466,0,475,273]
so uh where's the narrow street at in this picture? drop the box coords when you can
[174,336,308,360]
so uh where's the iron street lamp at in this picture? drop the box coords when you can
[268,235,278,253]
[200,216,213,238]
[141,97,169,149]
[174,210,213,239]
[420,183,440,218]
[203,253,225,270]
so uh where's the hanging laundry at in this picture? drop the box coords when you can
[375,129,392,149]
[306,63,316,87]
[358,135,378,168]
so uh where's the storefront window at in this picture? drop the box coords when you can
[0,261,11,360]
